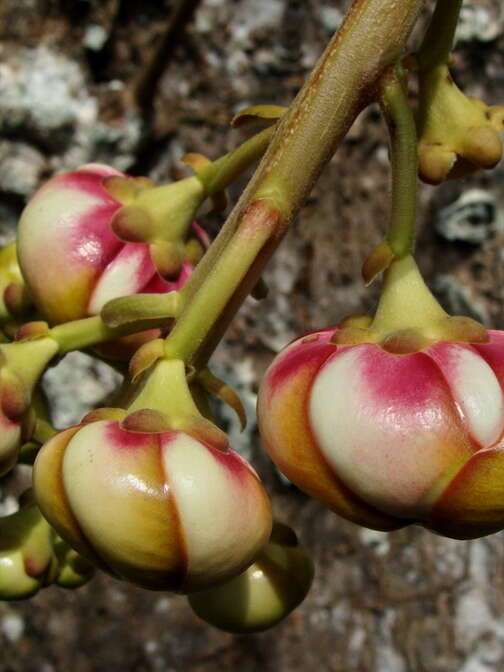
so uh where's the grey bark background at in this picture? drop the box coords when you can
[1,1,504,671]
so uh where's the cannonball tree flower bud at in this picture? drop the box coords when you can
[188,521,314,633]
[34,357,272,592]
[0,491,93,600]
[0,336,58,476]
[0,492,57,600]
[416,63,504,184]
[258,255,504,540]
[17,164,208,325]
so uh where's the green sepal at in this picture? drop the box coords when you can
[100,290,182,328]
[197,368,247,430]
[231,105,287,128]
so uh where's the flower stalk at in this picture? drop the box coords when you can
[164,0,425,369]
[417,0,463,71]
[378,66,418,260]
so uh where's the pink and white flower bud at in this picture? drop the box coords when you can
[17,164,207,325]
[258,327,504,540]
[33,412,272,592]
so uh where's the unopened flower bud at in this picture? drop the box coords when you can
[0,492,57,600]
[417,64,504,184]
[34,358,272,591]
[0,242,32,323]
[0,492,93,600]
[0,337,58,476]
[188,522,314,633]
[258,256,504,540]
[17,164,208,325]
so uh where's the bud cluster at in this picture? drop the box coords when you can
[1,1,504,636]
[0,491,93,599]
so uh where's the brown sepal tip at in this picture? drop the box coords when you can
[362,242,395,286]
[129,339,165,382]
[0,370,30,419]
[198,368,247,430]
[380,329,431,355]
[120,409,172,434]
[180,153,212,173]
[102,176,145,204]
[4,283,32,316]
[149,241,183,279]
[172,415,229,453]
[15,321,50,342]
[81,407,127,424]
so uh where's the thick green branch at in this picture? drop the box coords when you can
[163,0,425,368]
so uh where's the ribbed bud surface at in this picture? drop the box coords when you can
[258,328,504,539]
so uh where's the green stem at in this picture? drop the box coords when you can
[180,0,425,312]
[251,0,424,217]
[129,125,274,248]
[164,201,279,365]
[378,67,418,258]
[197,126,274,197]
[417,0,463,71]
[49,314,173,355]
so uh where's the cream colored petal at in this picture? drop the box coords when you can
[62,421,184,588]
[161,432,271,591]
[88,244,155,314]
[309,345,473,518]
[428,343,504,448]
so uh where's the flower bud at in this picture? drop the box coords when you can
[0,494,57,599]
[188,522,314,633]
[417,64,504,184]
[34,359,272,592]
[0,337,58,476]
[0,492,93,600]
[17,164,208,325]
[258,257,504,540]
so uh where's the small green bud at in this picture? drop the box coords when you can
[188,522,314,633]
